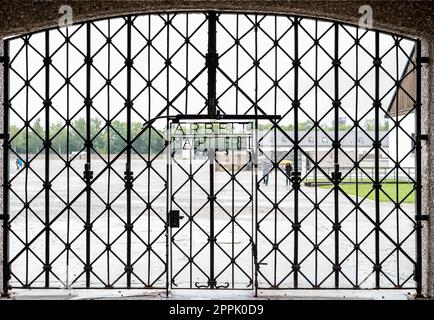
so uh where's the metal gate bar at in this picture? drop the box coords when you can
[293,16,300,288]
[2,39,10,293]
[374,30,381,288]
[415,40,423,296]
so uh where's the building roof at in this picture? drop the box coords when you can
[386,46,416,118]
[259,129,389,148]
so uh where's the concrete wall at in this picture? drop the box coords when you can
[0,0,433,297]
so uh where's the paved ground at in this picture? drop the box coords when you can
[6,156,416,293]
[3,288,413,300]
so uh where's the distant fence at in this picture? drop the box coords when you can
[304,167,415,185]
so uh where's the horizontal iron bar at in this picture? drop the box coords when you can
[172,114,281,122]
[0,133,9,139]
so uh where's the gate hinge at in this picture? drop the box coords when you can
[0,56,8,65]
[0,133,9,139]
[415,214,429,221]
[419,134,429,141]
[418,57,429,64]
[0,214,4,220]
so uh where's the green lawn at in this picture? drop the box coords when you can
[318,183,415,203]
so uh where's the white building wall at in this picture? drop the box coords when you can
[388,114,416,170]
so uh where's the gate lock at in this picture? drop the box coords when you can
[169,210,184,228]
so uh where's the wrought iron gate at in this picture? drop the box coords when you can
[169,120,254,289]
[2,11,423,294]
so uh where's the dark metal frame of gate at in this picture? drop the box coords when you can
[1,11,424,295]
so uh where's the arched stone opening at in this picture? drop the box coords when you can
[0,1,433,298]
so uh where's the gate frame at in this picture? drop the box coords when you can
[0,10,425,296]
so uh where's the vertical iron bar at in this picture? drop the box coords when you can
[25,37,29,286]
[232,15,238,289]
[253,13,259,297]
[374,30,381,288]
[125,15,132,288]
[209,145,215,288]
[273,15,278,288]
[44,30,50,288]
[314,20,319,287]
[189,123,193,288]
[185,14,193,289]
[85,22,92,287]
[355,27,360,287]
[333,23,340,288]
[105,19,111,288]
[147,14,152,288]
[2,40,10,295]
[207,11,217,288]
[415,39,422,296]
[293,16,300,288]
[207,11,217,116]
[394,36,400,287]
[166,13,171,294]
[65,26,71,288]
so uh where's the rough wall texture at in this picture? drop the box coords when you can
[0,0,433,297]
[0,43,3,296]
[422,37,433,298]
[0,0,433,39]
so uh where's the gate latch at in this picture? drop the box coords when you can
[169,210,184,228]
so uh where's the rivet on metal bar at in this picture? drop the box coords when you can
[43,182,52,189]
[373,265,382,272]
[373,100,382,108]
[292,264,300,271]
[84,57,93,65]
[372,181,382,189]
[84,223,93,231]
[43,265,52,271]
[83,265,93,272]
[292,100,300,108]
[373,58,382,66]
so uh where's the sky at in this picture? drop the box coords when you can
[6,12,416,131]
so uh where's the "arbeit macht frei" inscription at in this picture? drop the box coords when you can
[170,121,253,151]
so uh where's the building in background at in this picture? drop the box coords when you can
[385,47,416,171]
